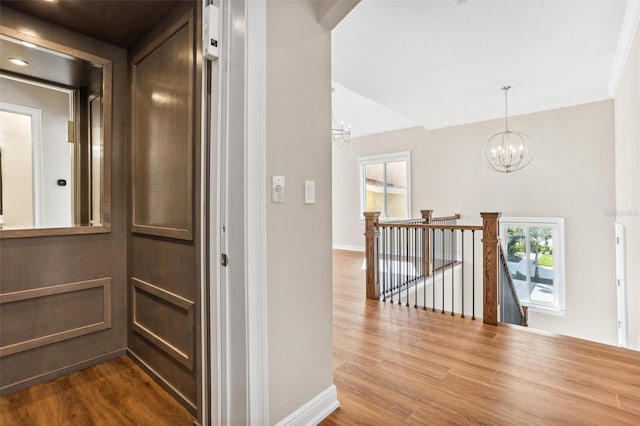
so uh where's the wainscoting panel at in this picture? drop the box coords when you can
[131,278,194,370]
[0,278,112,357]
[130,9,194,240]
[0,7,128,395]
[127,2,201,417]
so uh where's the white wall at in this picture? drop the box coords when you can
[333,100,618,345]
[0,77,71,228]
[0,110,33,227]
[614,25,640,351]
[267,0,334,423]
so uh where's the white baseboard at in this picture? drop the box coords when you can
[332,243,364,252]
[275,384,339,426]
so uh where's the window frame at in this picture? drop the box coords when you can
[358,151,411,221]
[500,216,566,314]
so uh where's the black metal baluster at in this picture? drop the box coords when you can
[387,228,394,303]
[397,227,400,303]
[405,227,409,307]
[399,227,404,305]
[394,227,398,304]
[441,228,445,314]
[375,225,380,300]
[431,228,435,312]
[416,228,420,308]
[472,229,476,320]
[451,229,455,316]
[423,227,427,310]
[461,230,465,318]
[382,227,387,302]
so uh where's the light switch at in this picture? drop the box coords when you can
[304,180,315,204]
[272,175,285,203]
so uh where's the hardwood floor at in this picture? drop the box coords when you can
[323,249,640,425]
[0,356,194,425]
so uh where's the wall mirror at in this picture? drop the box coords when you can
[0,31,111,237]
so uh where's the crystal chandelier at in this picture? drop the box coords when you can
[332,115,351,147]
[484,86,534,173]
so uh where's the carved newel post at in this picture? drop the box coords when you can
[481,212,501,325]
[364,212,380,300]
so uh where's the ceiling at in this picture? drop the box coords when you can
[1,35,101,90]
[332,0,636,138]
[1,0,182,48]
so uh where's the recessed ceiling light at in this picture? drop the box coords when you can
[21,41,36,48]
[43,0,59,3]
[8,58,29,66]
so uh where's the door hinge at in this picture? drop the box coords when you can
[618,320,621,328]
[617,278,621,287]
[616,236,620,244]
[221,253,228,267]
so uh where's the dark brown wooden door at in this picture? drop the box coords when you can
[127,2,202,417]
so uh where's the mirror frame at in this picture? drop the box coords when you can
[0,25,112,239]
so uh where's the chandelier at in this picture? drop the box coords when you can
[332,116,351,147]
[484,86,534,173]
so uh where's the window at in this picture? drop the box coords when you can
[500,217,565,312]
[359,151,411,220]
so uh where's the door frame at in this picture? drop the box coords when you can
[208,0,269,424]
[0,100,43,227]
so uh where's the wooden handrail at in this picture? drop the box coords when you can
[431,214,461,222]
[377,223,482,231]
[498,244,528,326]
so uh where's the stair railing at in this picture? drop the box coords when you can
[498,244,528,326]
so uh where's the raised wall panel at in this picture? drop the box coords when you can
[131,16,194,240]
[0,7,128,395]
[131,278,194,370]
[127,3,201,416]
[0,278,112,357]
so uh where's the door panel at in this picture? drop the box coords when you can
[128,2,201,416]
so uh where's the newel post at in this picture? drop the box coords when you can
[421,210,433,275]
[364,212,381,300]
[481,212,501,325]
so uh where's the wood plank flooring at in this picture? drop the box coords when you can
[322,249,640,425]
[0,356,194,425]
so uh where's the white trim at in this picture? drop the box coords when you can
[499,217,566,312]
[275,385,339,426]
[608,0,640,96]
[358,150,411,220]
[199,1,211,424]
[332,243,364,252]
[0,101,43,227]
[525,305,566,317]
[246,0,269,424]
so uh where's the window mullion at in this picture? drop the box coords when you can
[383,162,388,217]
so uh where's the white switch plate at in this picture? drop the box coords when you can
[272,175,285,203]
[304,180,315,204]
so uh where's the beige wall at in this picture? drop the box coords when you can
[0,110,33,227]
[267,0,334,423]
[614,26,640,351]
[333,100,618,345]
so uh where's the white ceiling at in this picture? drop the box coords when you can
[332,0,635,138]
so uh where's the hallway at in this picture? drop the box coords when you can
[323,250,640,424]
